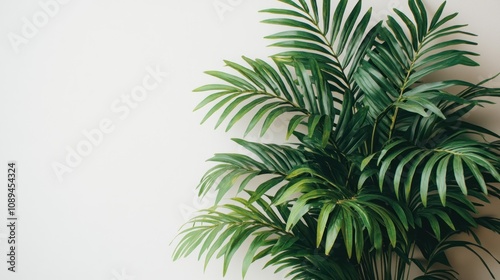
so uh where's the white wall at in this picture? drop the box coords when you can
[0,1,498,279]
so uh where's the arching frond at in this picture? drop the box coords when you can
[354,0,482,150]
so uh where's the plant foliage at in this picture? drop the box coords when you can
[174,0,500,279]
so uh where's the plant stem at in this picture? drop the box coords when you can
[387,41,423,141]
[406,243,417,280]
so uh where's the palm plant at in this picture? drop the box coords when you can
[173,0,500,279]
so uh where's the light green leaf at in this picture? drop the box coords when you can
[317,203,336,247]
[325,210,343,255]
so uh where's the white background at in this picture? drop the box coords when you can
[0,0,499,279]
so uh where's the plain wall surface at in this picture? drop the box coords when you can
[0,1,498,279]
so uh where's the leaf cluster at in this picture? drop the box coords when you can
[174,1,500,279]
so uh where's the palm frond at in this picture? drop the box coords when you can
[197,139,307,203]
[262,0,381,83]
[371,137,500,206]
[195,58,343,140]
[354,0,481,150]
[413,232,500,279]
